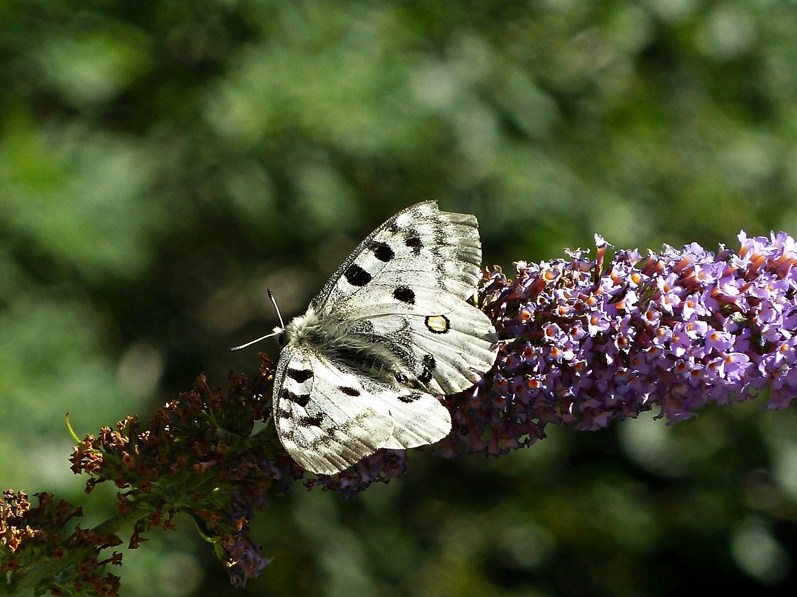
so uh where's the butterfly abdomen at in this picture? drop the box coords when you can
[328,336,417,386]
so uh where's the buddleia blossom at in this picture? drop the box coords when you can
[269,231,797,490]
[441,231,797,457]
[304,449,409,495]
[70,355,287,589]
[0,490,122,595]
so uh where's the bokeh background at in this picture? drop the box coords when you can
[3,1,797,595]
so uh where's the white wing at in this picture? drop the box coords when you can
[273,344,451,475]
[310,200,498,394]
[340,286,497,395]
[312,201,485,309]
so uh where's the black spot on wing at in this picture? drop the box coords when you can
[419,354,436,384]
[398,393,423,403]
[286,368,313,383]
[299,414,324,427]
[345,263,372,287]
[279,388,311,408]
[371,241,395,262]
[339,386,360,396]
[393,286,415,304]
[405,235,422,255]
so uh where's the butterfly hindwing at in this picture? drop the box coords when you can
[377,389,452,450]
[340,286,497,395]
[273,345,393,475]
[274,344,452,474]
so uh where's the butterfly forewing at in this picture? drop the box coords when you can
[311,201,485,309]
[272,201,499,474]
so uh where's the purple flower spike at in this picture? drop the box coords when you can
[443,231,797,456]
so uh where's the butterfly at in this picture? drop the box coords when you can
[236,201,498,475]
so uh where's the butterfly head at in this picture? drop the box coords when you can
[282,308,322,346]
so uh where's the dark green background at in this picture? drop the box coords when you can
[2,1,797,595]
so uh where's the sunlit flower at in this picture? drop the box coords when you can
[443,231,797,455]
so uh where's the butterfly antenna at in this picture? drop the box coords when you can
[229,289,285,352]
[229,330,280,352]
[268,289,286,330]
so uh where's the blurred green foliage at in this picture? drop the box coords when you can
[2,0,797,595]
